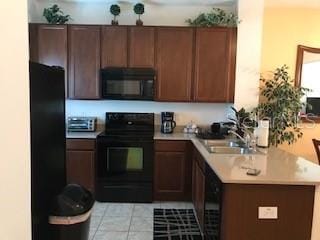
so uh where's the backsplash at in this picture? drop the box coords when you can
[66,100,233,126]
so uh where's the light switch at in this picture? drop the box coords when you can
[258,207,278,219]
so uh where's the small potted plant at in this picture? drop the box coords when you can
[229,107,255,138]
[110,4,121,25]
[134,3,145,26]
[43,4,71,24]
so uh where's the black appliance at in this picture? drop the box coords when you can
[211,122,235,135]
[204,162,223,240]
[96,112,154,202]
[196,131,225,140]
[161,112,176,134]
[30,62,66,240]
[306,97,320,115]
[196,122,235,140]
[101,67,155,100]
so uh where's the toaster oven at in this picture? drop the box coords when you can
[67,117,97,132]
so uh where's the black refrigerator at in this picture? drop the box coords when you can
[29,62,66,240]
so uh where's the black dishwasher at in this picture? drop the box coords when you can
[204,163,223,240]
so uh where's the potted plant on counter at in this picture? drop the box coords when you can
[229,107,255,138]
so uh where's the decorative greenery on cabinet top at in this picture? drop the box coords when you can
[43,4,72,24]
[186,8,239,27]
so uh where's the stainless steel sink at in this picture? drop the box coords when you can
[201,140,241,147]
[206,146,258,154]
[200,140,262,155]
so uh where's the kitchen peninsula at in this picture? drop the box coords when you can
[154,131,320,240]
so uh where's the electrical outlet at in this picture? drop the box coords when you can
[258,207,278,219]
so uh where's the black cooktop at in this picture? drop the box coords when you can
[98,112,154,139]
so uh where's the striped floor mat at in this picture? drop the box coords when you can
[153,209,202,240]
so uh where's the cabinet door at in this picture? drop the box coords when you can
[101,26,128,67]
[156,27,194,102]
[29,24,68,95]
[68,25,101,99]
[194,28,237,103]
[129,27,155,67]
[66,150,95,192]
[154,151,187,201]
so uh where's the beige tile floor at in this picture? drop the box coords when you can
[89,201,194,240]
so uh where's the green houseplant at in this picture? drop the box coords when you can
[134,3,145,26]
[43,4,71,24]
[254,65,310,146]
[229,107,256,138]
[110,4,121,25]
[186,8,239,27]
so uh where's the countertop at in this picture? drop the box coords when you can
[154,131,320,186]
[66,131,102,139]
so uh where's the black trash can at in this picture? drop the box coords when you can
[49,184,95,240]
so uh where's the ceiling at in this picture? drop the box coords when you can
[265,0,320,8]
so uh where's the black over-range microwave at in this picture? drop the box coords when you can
[101,67,155,100]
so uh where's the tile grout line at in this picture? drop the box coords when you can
[127,204,135,240]
[91,203,109,240]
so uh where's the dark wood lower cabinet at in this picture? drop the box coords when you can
[154,140,192,201]
[221,184,315,240]
[66,139,95,193]
[192,149,205,232]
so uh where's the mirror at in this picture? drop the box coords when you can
[295,45,320,116]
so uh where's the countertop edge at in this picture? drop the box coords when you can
[155,132,320,186]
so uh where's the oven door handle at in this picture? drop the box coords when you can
[140,81,144,96]
[98,139,154,144]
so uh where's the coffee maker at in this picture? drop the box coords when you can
[161,112,176,134]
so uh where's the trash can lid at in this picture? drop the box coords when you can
[50,184,95,217]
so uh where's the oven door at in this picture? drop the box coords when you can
[97,137,154,183]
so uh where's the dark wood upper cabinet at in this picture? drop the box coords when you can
[129,27,155,68]
[156,27,194,102]
[68,25,101,99]
[194,28,237,103]
[29,24,68,95]
[101,26,128,67]
[28,25,237,102]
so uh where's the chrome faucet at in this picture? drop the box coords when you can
[228,128,256,151]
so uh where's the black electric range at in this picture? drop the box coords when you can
[96,112,154,203]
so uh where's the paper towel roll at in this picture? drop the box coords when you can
[257,120,269,147]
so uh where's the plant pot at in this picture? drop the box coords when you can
[111,20,119,25]
[136,19,143,26]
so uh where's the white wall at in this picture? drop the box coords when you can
[28,0,264,125]
[66,100,232,125]
[28,0,236,25]
[234,0,264,110]
[0,1,31,240]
